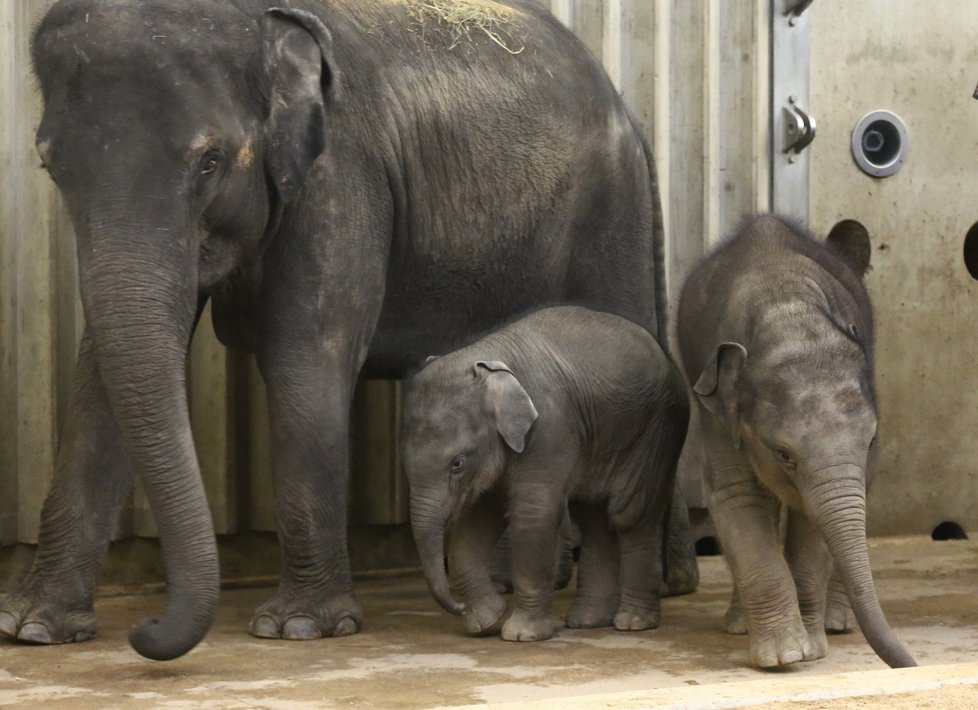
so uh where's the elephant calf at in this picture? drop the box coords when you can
[401,306,689,642]
[677,215,915,669]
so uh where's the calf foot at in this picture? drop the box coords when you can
[501,608,554,642]
[249,587,363,640]
[565,597,616,629]
[825,582,855,633]
[724,599,748,635]
[613,604,660,632]
[463,594,507,634]
[805,627,828,661]
[0,584,96,645]
[750,620,813,668]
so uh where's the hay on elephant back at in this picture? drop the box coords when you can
[414,0,525,54]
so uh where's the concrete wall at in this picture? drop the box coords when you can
[0,0,768,549]
[809,0,978,537]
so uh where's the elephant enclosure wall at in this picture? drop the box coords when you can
[1,0,974,585]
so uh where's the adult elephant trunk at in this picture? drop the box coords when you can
[410,493,465,616]
[803,465,916,668]
[78,219,219,661]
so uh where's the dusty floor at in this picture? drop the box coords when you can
[1,536,976,709]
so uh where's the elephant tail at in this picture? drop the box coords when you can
[626,107,669,347]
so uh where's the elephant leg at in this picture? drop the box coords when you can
[491,507,574,595]
[724,585,748,634]
[825,567,856,632]
[501,483,564,642]
[489,528,513,595]
[249,348,365,640]
[246,172,391,640]
[565,502,619,629]
[785,508,831,660]
[448,492,508,634]
[661,483,699,596]
[703,416,809,669]
[0,330,133,644]
[613,513,662,632]
[710,474,810,668]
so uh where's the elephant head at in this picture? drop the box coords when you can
[31,0,338,659]
[401,359,538,615]
[693,333,915,668]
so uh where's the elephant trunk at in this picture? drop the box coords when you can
[804,466,916,668]
[79,224,218,661]
[410,493,465,616]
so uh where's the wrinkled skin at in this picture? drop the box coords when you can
[402,307,689,642]
[677,215,915,670]
[0,0,693,660]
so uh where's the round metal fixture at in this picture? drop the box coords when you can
[851,110,909,177]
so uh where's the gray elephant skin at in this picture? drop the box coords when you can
[0,0,689,661]
[676,214,915,669]
[401,306,689,642]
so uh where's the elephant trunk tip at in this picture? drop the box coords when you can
[128,604,217,661]
[430,589,467,616]
[881,646,917,669]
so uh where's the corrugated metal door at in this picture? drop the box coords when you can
[0,1,769,567]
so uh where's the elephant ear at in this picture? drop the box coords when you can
[260,8,337,203]
[475,361,539,454]
[693,342,747,449]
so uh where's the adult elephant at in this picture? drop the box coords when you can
[0,0,691,661]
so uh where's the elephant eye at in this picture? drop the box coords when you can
[449,455,466,475]
[775,448,797,469]
[200,156,220,175]
[198,151,224,177]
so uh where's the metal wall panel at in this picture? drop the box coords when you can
[0,1,768,552]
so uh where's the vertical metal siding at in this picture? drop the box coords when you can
[0,0,768,548]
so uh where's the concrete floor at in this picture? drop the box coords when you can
[1,537,977,709]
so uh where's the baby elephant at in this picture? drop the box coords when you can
[677,215,915,669]
[401,306,689,642]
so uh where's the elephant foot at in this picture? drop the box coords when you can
[804,627,828,661]
[501,609,554,642]
[724,599,748,635]
[825,584,856,634]
[565,597,616,629]
[0,586,97,645]
[463,595,507,635]
[750,620,813,669]
[613,607,660,632]
[660,554,699,597]
[491,580,510,595]
[249,588,363,640]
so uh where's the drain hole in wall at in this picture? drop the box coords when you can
[695,536,721,556]
[826,219,872,276]
[931,521,968,541]
[964,222,978,280]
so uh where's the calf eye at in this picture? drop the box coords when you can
[449,455,466,475]
[775,448,797,470]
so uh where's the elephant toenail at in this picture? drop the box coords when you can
[782,649,803,664]
[333,617,358,637]
[249,615,281,639]
[0,612,19,637]
[18,622,54,645]
[73,630,96,643]
[282,616,321,640]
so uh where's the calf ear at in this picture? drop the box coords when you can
[260,8,337,203]
[475,361,539,454]
[693,342,747,449]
